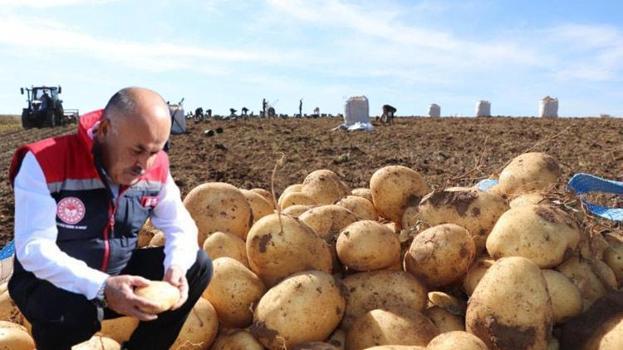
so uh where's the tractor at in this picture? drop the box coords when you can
[20,86,77,129]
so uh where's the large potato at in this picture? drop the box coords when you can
[98,317,139,344]
[172,298,219,350]
[278,191,317,209]
[336,195,378,221]
[351,188,372,202]
[211,329,264,350]
[542,269,583,324]
[242,189,275,224]
[183,182,252,242]
[424,307,464,333]
[251,271,346,350]
[345,308,439,350]
[337,220,401,272]
[405,188,508,252]
[370,165,430,223]
[202,257,265,328]
[250,188,276,207]
[0,321,34,350]
[134,281,180,314]
[426,331,487,350]
[299,205,358,241]
[466,257,553,350]
[342,270,428,329]
[246,214,332,286]
[557,256,611,310]
[486,204,580,268]
[72,335,119,349]
[404,224,475,288]
[497,152,561,195]
[301,170,350,205]
[463,257,494,296]
[202,231,248,267]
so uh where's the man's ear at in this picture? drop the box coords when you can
[95,118,110,142]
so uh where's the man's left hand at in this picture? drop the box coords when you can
[163,265,189,310]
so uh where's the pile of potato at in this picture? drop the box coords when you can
[2,151,623,349]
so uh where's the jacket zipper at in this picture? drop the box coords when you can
[100,186,126,272]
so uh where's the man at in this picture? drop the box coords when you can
[8,87,212,349]
[40,89,50,111]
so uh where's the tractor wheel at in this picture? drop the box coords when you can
[47,110,56,128]
[21,109,33,129]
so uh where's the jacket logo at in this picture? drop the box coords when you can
[57,197,86,225]
[140,196,159,208]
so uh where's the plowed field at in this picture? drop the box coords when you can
[2,116,623,245]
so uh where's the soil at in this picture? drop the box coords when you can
[2,116,623,246]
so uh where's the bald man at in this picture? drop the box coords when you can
[8,87,211,350]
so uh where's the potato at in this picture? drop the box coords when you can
[0,292,30,333]
[246,214,333,286]
[137,218,162,248]
[424,307,464,333]
[404,224,475,288]
[0,321,34,350]
[463,257,494,295]
[202,257,265,328]
[336,220,401,271]
[345,308,439,350]
[210,329,264,350]
[202,231,248,267]
[406,188,508,252]
[509,192,547,208]
[282,204,315,217]
[542,270,583,324]
[251,271,346,350]
[427,291,466,316]
[148,231,165,247]
[351,188,372,202]
[497,152,561,196]
[466,257,553,350]
[250,188,276,207]
[98,317,139,344]
[72,335,119,349]
[370,165,430,223]
[171,298,218,349]
[242,189,275,224]
[426,331,487,350]
[299,205,358,241]
[278,191,317,209]
[183,182,252,242]
[342,270,428,329]
[336,195,378,221]
[486,204,580,268]
[281,183,303,198]
[301,170,350,205]
[134,281,180,314]
[557,256,611,310]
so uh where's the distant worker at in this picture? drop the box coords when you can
[40,90,51,111]
[299,99,303,118]
[380,104,397,125]
[262,98,267,118]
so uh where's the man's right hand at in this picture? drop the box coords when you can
[104,275,161,321]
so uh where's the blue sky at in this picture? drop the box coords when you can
[0,0,622,116]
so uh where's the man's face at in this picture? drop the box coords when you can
[97,110,170,186]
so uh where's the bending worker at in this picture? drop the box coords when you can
[8,87,212,349]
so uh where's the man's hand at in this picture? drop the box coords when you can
[104,275,161,321]
[163,265,189,310]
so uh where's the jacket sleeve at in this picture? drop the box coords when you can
[13,152,109,300]
[151,173,200,273]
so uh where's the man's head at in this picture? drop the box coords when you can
[96,87,171,186]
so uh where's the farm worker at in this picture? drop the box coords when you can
[40,89,50,111]
[8,87,212,349]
